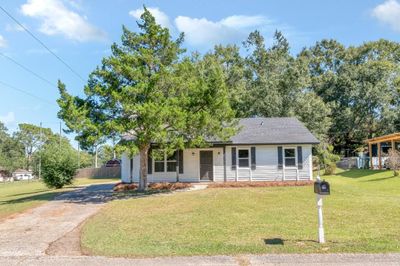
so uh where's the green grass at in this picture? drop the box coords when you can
[81,169,400,257]
[0,177,118,219]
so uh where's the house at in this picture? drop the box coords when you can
[12,169,34,181]
[121,117,319,183]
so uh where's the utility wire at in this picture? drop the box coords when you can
[0,5,86,82]
[0,80,56,106]
[0,52,57,88]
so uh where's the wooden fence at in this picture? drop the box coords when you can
[75,166,121,179]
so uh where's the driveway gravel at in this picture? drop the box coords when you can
[0,183,114,256]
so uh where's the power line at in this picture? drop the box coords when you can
[0,52,57,88]
[0,5,86,82]
[0,80,56,106]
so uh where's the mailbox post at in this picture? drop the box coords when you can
[314,174,330,244]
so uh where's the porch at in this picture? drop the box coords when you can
[366,132,400,169]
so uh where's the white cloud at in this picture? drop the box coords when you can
[0,112,15,126]
[129,7,172,29]
[0,35,6,48]
[175,15,272,46]
[372,0,400,32]
[20,0,106,42]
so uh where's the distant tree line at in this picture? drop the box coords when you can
[0,122,117,176]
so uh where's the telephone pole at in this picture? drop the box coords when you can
[38,122,42,179]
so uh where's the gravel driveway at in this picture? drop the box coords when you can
[0,183,115,256]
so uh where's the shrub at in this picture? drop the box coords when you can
[113,182,192,192]
[208,180,313,188]
[386,149,400,176]
[38,143,78,189]
[324,163,337,175]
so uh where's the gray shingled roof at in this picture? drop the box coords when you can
[225,117,319,144]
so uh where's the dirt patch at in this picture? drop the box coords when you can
[208,180,313,188]
[46,221,84,256]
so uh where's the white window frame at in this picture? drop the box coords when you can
[153,151,178,173]
[284,147,297,168]
[237,148,250,169]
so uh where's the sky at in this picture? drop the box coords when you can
[0,0,399,145]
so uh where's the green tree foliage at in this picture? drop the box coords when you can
[242,30,332,143]
[57,8,236,190]
[0,122,25,174]
[301,39,400,153]
[38,142,78,189]
[14,123,52,170]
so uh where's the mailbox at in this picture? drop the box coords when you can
[314,180,330,195]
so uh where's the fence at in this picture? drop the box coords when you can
[75,166,121,179]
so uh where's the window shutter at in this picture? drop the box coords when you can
[178,150,183,174]
[297,146,303,170]
[251,147,256,170]
[231,147,237,170]
[147,148,152,174]
[278,146,283,169]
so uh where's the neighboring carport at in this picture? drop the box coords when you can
[366,132,400,169]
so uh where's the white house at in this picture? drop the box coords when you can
[12,169,34,181]
[121,117,319,183]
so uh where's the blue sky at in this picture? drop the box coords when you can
[0,0,399,145]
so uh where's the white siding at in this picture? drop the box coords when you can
[121,145,313,183]
[121,148,223,183]
[225,145,313,182]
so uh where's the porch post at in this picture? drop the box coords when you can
[223,146,227,182]
[378,142,382,170]
[369,142,373,170]
[391,140,395,151]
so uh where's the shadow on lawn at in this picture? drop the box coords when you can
[364,175,397,182]
[337,169,387,178]
[264,238,284,245]
[0,191,64,205]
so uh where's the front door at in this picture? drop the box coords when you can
[200,151,213,181]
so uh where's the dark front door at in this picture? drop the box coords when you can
[200,151,213,181]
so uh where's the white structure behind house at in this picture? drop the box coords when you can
[12,169,34,181]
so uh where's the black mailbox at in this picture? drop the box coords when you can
[314,180,330,195]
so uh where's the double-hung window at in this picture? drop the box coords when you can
[238,149,250,168]
[284,148,296,167]
[154,156,165,172]
[154,151,177,173]
[166,151,177,172]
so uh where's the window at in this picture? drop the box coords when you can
[238,149,249,168]
[154,156,165,172]
[284,148,296,167]
[166,151,177,172]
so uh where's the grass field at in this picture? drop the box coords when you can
[81,169,400,257]
[0,177,118,219]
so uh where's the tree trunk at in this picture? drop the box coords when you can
[138,144,150,191]
[94,146,98,168]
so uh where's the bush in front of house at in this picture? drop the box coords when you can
[113,182,192,192]
[38,143,78,189]
[208,180,313,188]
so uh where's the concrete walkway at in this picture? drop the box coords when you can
[0,183,115,256]
[0,253,399,266]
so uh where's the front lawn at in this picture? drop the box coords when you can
[0,177,118,219]
[81,169,400,257]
